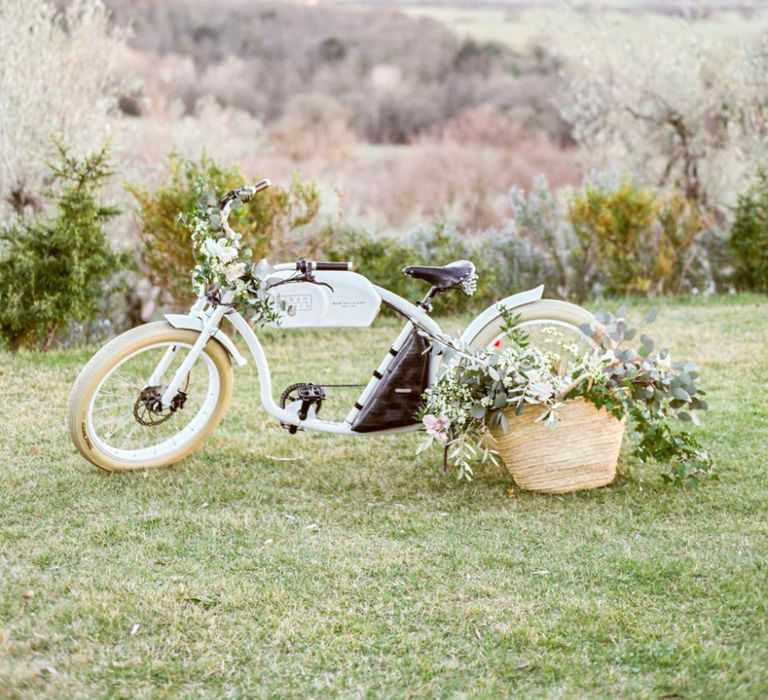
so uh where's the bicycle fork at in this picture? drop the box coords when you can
[157,296,230,409]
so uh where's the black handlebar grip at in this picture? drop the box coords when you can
[220,179,271,208]
[314,261,354,271]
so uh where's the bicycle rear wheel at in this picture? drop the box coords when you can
[467,299,597,371]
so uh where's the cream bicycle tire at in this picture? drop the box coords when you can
[68,322,233,472]
[467,299,597,350]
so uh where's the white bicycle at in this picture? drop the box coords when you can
[68,181,596,472]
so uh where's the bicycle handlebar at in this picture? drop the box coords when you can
[217,184,353,272]
[219,179,271,210]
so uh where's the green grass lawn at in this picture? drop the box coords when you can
[1,295,767,698]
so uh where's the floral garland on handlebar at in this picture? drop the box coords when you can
[180,185,285,326]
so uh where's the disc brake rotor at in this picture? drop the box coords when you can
[133,385,188,426]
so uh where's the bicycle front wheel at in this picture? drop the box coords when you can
[67,322,233,472]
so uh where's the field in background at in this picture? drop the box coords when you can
[2,296,767,697]
[403,4,768,52]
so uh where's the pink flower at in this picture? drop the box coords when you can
[423,414,450,443]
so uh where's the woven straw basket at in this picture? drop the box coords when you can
[490,399,625,494]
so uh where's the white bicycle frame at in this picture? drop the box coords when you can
[150,180,545,436]
[154,277,545,436]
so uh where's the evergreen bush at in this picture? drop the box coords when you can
[729,169,768,293]
[0,144,124,351]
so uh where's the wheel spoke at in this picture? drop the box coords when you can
[93,399,134,413]
[101,409,136,440]
[110,370,143,390]
[119,421,141,450]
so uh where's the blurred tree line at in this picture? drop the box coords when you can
[1,0,767,351]
[105,0,568,146]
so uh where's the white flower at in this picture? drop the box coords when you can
[224,262,247,282]
[253,258,272,279]
[201,237,238,263]
[528,381,554,402]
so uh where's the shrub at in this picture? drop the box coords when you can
[568,179,707,296]
[473,226,557,301]
[106,0,557,147]
[0,145,124,351]
[505,175,578,297]
[654,193,708,294]
[729,169,768,293]
[130,154,320,309]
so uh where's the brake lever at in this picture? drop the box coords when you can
[267,273,334,293]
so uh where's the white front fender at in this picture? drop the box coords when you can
[459,285,544,345]
[165,314,248,366]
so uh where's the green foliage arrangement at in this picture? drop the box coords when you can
[0,144,124,351]
[130,153,320,309]
[418,308,715,487]
[729,168,768,293]
[569,180,706,295]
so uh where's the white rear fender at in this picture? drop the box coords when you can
[459,285,544,345]
[165,314,248,366]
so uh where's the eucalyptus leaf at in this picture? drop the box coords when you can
[470,405,486,419]
[640,334,654,351]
